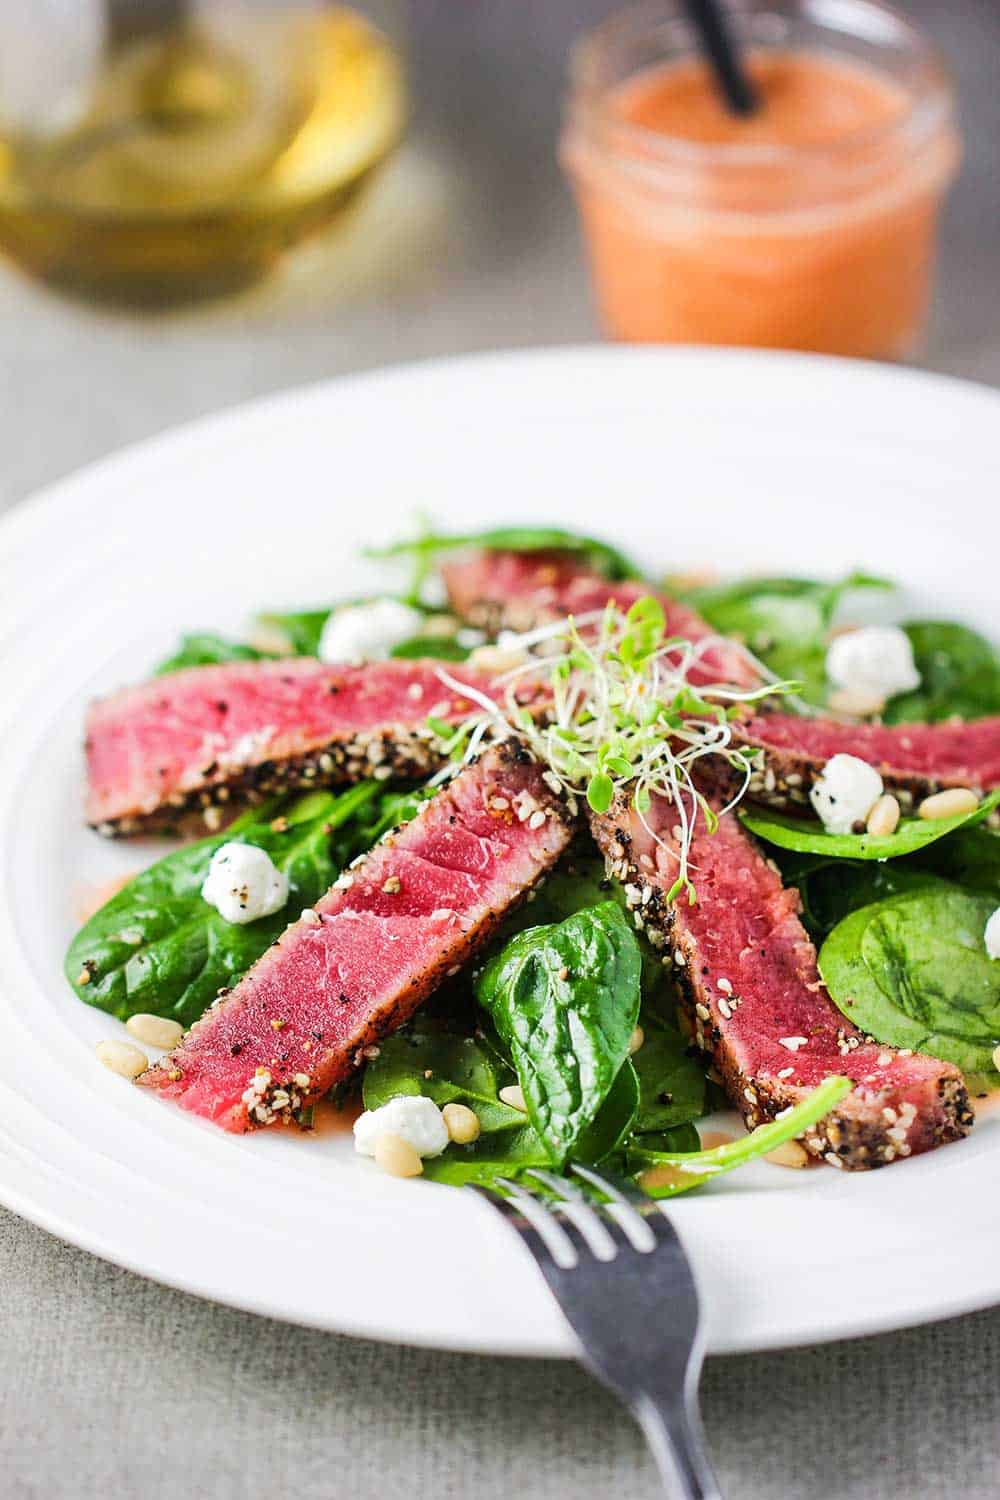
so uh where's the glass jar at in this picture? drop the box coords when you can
[0,1,405,304]
[560,0,960,358]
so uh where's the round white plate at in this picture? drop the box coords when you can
[1,346,998,1357]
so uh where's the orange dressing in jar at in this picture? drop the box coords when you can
[561,2,960,357]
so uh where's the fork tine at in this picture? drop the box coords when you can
[525,1170,618,1262]
[468,1183,570,1270]
[570,1163,663,1253]
[493,1178,581,1270]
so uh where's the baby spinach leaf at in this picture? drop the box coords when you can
[741,789,1000,862]
[884,622,1000,724]
[365,1027,638,1186]
[818,886,1000,1075]
[65,784,381,1028]
[679,574,891,704]
[626,1077,853,1198]
[389,635,470,662]
[154,632,271,675]
[494,853,666,1000]
[255,608,333,657]
[576,1061,640,1163]
[475,902,642,1166]
[790,862,947,941]
[632,1009,706,1133]
[626,1122,701,1156]
[363,1028,528,1134]
[913,826,1000,896]
[255,606,471,662]
[369,525,641,585]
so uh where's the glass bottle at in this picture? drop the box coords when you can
[0,0,405,304]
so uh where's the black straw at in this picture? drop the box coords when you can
[682,0,759,117]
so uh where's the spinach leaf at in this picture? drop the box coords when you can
[365,1028,638,1186]
[884,622,1000,724]
[155,632,271,676]
[632,1010,707,1133]
[495,854,665,1000]
[788,861,947,941]
[741,789,1000,862]
[363,1028,527,1133]
[575,1061,640,1163]
[66,784,381,1028]
[913,826,1000,896]
[255,609,332,657]
[254,607,471,662]
[389,635,470,662]
[818,886,1000,1076]
[369,525,641,587]
[625,1077,853,1198]
[475,903,642,1166]
[627,1122,701,1155]
[679,574,891,703]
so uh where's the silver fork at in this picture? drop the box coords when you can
[472,1165,721,1500]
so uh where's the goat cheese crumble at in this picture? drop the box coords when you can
[826,626,920,703]
[810,754,884,835]
[200,842,289,924]
[985,908,1000,961]
[318,598,425,664]
[353,1095,449,1158]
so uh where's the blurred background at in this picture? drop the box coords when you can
[0,0,997,513]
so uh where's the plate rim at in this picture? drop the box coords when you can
[2,341,1000,1358]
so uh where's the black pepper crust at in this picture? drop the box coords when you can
[90,726,453,837]
[587,800,974,1172]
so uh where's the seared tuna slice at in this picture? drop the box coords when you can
[139,741,576,1131]
[589,793,972,1169]
[85,658,534,835]
[442,550,758,688]
[736,712,1000,814]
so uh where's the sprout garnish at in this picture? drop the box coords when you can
[431,597,797,903]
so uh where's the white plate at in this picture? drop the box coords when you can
[1,346,998,1357]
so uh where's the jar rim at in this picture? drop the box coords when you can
[567,0,956,171]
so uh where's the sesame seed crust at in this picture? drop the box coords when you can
[588,794,974,1172]
[90,727,450,837]
[733,713,1000,820]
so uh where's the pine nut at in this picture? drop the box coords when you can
[95,1039,148,1080]
[442,1103,481,1144]
[499,1084,528,1112]
[373,1133,423,1178]
[764,1140,809,1169]
[468,644,527,675]
[918,787,979,821]
[827,686,886,718]
[125,1014,184,1050]
[992,1044,1000,1073]
[628,1025,645,1056]
[866,794,901,838]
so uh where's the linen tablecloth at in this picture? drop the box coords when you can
[2,4,998,1495]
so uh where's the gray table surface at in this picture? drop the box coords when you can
[2,4,999,1497]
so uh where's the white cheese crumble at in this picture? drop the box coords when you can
[318,598,425,664]
[353,1095,449,1159]
[810,754,884,835]
[200,842,289,925]
[985,907,1000,960]
[826,626,920,702]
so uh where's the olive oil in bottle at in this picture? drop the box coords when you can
[0,6,405,304]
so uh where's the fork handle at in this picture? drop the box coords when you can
[633,1390,722,1500]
